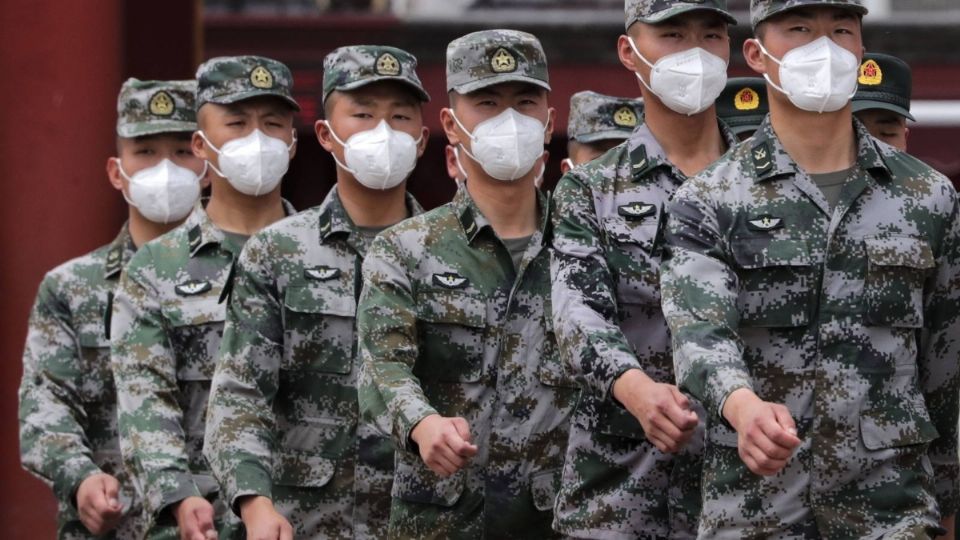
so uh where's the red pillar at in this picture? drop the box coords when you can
[0,1,123,536]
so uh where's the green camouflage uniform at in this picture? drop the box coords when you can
[18,78,197,540]
[661,112,960,538]
[203,43,430,540]
[357,29,577,539]
[111,56,298,539]
[567,91,644,144]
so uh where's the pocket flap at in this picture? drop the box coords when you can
[530,469,561,512]
[163,294,226,328]
[864,236,935,270]
[603,216,657,250]
[392,454,464,507]
[417,289,486,328]
[273,451,336,488]
[78,331,109,349]
[284,283,356,317]
[860,406,939,451]
[730,237,812,269]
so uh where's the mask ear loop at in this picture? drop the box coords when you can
[449,111,486,168]
[115,158,139,208]
[197,131,229,179]
[627,37,659,96]
[323,120,360,176]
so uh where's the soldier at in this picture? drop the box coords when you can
[357,29,579,539]
[203,45,429,540]
[561,91,644,175]
[717,77,769,140]
[853,52,914,151]
[661,1,959,537]
[111,56,300,540]
[18,79,204,540]
[550,1,738,538]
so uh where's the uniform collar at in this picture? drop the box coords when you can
[317,185,425,244]
[626,120,738,183]
[749,114,892,184]
[103,222,136,280]
[187,197,297,257]
[452,184,551,246]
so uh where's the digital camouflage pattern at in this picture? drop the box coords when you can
[661,116,960,538]
[750,0,866,27]
[111,199,292,538]
[357,187,578,539]
[19,226,144,539]
[116,79,198,138]
[625,0,736,30]
[204,187,422,539]
[322,45,430,104]
[195,55,300,111]
[567,91,644,144]
[852,53,915,121]
[551,120,737,539]
[446,29,551,94]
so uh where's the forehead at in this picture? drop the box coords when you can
[338,81,421,106]
[205,96,294,117]
[465,81,547,99]
[768,5,860,23]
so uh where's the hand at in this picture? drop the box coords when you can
[723,388,801,476]
[173,496,218,540]
[410,414,478,477]
[612,369,699,453]
[239,496,293,540]
[76,473,124,534]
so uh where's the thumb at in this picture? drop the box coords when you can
[772,405,798,438]
[451,417,472,443]
[670,386,692,411]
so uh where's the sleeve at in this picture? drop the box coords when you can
[110,251,200,519]
[659,181,753,419]
[920,187,960,516]
[18,274,102,507]
[549,171,642,401]
[357,233,438,454]
[203,236,282,514]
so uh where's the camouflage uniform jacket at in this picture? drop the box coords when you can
[204,186,422,539]
[357,187,578,538]
[19,225,144,539]
[110,199,294,528]
[550,121,736,539]
[661,116,960,538]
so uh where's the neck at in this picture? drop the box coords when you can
[466,173,538,240]
[336,171,410,228]
[128,209,181,249]
[644,101,726,177]
[769,101,857,174]
[205,176,287,235]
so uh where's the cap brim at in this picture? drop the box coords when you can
[206,90,302,112]
[451,74,551,95]
[573,130,634,144]
[852,100,915,122]
[118,121,198,138]
[634,6,738,27]
[330,76,431,103]
[755,3,868,27]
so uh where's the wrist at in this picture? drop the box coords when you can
[722,388,758,430]
[239,495,272,519]
[612,368,650,404]
[410,414,441,445]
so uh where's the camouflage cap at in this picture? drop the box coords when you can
[716,77,769,135]
[852,53,914,121]
[625,0,737,31]
[446,29,551,94]
[568,91,644,143]
[116,78,198,138]
[750,0,867,28]
[195,55,300,111]
[323,45,429,105]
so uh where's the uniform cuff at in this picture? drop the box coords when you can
[230,464,273,516]
[53,458,102,509]
[149,472,202,520]
[400,405,440,454]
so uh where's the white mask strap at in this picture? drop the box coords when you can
[627,37,658,95]
[453,145,469,182]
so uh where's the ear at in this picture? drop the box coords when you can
[315,119,336,153]
[288,129,298,160]
[192,131,210,161]
[440,107,461,146]
[904,126,910,145]
[544,107,557,145]
[617,34,641,73]
[444,144,462,182]
[416,126,430,158]
[743,38,768,77]
[106,157,124,191]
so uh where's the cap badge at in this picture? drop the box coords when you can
[858,59,883,86]
[735,88,760,111]
[613,106,638,127]
[149,91,175,116]
[375,52,401,76]
[250,66,275,89]
[491,48,517,74]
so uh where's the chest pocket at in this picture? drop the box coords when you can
[163,293,226,382]
[282,283,356,374]
[77,332,114,403]
[603,214,662,307]
[415,288,486,383]
[863,236,933,329]
[730,236,815,328]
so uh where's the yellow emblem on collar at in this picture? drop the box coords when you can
[613,106,638,127]
[149,91,175,116]
[250,66,275,89]
[734,88,760,111]
[491,48,517,74]
[375,53,401,76]
[858,60,883,86]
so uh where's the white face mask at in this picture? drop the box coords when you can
[118,158,203,224]
[562,158,575,172]
[628,38,728,116]
[452,108,547,182]
[326,120,422,191]
[200,129,295,196]
[755,36,859,114]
